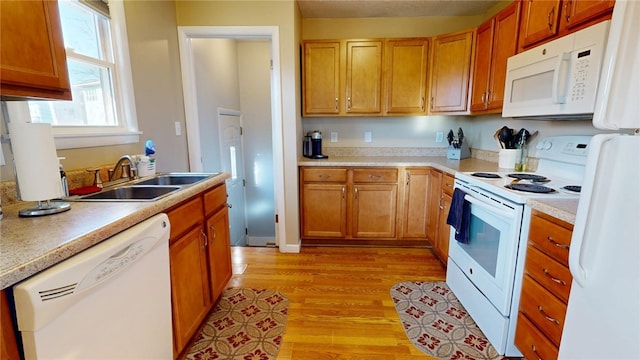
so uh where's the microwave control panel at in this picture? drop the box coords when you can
[570,48,593,102]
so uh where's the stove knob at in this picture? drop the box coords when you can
[536,140,552,150]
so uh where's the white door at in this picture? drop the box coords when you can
[219,112,247,246]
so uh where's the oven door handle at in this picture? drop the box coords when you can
[464,195,516,219]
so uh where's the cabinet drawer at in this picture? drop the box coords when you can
[301,168,348,182]
[168,197,204,240]
[525,245,572,302]
[529,212,573,265]
[519,275,567,346]
[204,184,227,216]
[441,173,454,195]
[352,168,398,183]
[515,312,559,360]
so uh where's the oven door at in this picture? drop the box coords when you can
[448,185,524,315]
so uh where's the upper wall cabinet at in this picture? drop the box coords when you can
[429,29,475,114]
[518,0,614,52]
[471,1,521,113]
[384,38,430,115]
[302,39,383,117]
[0,0,71,100]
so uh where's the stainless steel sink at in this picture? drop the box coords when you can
[78,186,182,201]
[132,173,214,186]
[69,172,220,202]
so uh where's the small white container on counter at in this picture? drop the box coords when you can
[136,156,156,177]
[498,149,521,169]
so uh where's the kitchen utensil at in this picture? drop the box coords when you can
[499,126,514,149]
[457,128,464,146]
[447,130,454,146]
[494,129,504,149]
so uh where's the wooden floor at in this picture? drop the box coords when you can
[228,246,447,359]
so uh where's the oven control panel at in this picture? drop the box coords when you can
[535,135,591,164]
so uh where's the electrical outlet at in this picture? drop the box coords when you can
[364,131,372,143]
[330,132,338,142]
[174,122,182,136]
[436,131,444,143]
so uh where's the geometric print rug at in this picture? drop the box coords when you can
[391,281,505,360]
[186,288,289,360]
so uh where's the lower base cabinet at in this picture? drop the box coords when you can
[168,184,232,358]
[426,169,453,263]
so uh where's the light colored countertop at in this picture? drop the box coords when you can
[0,173,230,289]
[298,156,500,175]
[528,198,579,225]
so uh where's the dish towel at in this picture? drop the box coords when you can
[446,188,471,244]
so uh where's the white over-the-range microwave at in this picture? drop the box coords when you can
[502,20,610,119]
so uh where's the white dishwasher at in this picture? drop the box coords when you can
[13,213,173,360]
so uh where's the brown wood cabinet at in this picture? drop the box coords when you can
[168,184,232,358]
[384,38,430,115]
[300,167,400,243]
[1,290,20,360]
[351,168,398,238]
[470,1,520,113]
[515,210,574,359]
[302,39,383,116]
[429,29,475,114]
[518,0,614,52]
[0,0,71,100]
[401,168,431,239]
[425,169,454,263]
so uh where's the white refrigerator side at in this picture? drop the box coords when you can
[592,0,640,130]
[559,134,640,359]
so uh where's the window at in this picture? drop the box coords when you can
[21,0,139,149]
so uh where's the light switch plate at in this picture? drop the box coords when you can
[436,131,444,143]
[174,122,182,136]
[330,132,338,142]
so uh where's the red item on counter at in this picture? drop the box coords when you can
[69,186,102,196]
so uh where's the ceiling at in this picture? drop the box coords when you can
[296,0,504,18]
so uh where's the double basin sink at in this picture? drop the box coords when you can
[71,173,220,202]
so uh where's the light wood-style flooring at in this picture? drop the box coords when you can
[228,246,447,359]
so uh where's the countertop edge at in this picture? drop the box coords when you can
[0,173,230,289]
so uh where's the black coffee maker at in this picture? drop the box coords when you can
[303,130,328,159]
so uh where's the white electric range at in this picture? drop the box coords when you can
[446,135,591,356]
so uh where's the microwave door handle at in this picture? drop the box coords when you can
[463,195,515,220]
[551,52,571,104]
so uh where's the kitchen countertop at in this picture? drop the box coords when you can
[298,156,499,175]
[528,198,579,225]
[0,173,230,290]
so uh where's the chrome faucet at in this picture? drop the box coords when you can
[109,155,138,181]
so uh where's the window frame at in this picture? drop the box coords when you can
[11,0,139,149]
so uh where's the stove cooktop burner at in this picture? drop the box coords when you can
[508,173,549,182]
[471,172,501,178]
[505,183,556,193]
[562,185,582,193]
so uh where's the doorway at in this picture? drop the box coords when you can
[177,26,285,250]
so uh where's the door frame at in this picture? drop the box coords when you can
[177,26,286,251]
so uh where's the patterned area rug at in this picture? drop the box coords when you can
[186,288,289,360]
[391,281,504,360]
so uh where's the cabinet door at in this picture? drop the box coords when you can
[169,226,211,354]
[430,30,474,113]
[426,169,443,245]
[384,38,429,115]
[560,0,615,31]
[1,290,20,360]
[302,41,341,115]
[346,40,383,114]
[301,183,347,238]
[519,0,562,50]
[206,207,232,302]
[435,192,452,262]
[0,0,71,100]
[402,168,430,239]
[470,19,494,112]
[487,1,520,110]
[352,184,398,238]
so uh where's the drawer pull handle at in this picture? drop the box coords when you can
[537,306,560,325]
[543,268,567,286]
[318,174,332,179]
[547,236,570,250]
[368,174,382,179]
[531,345,543,360]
